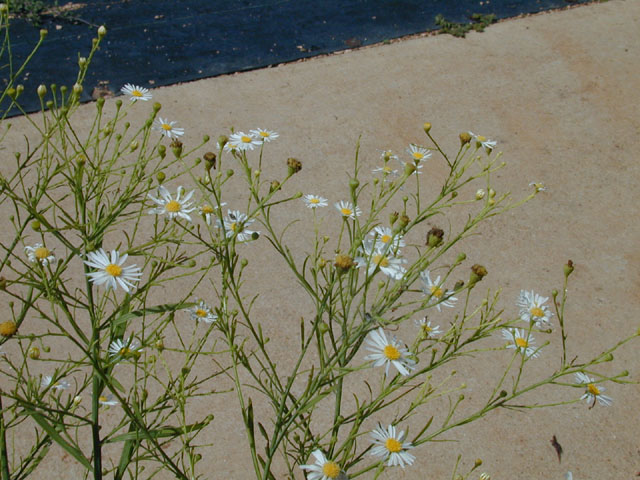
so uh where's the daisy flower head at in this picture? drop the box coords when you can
[41,375,70,391]
[372,164,399,177]
[228,132,261,151]
[108,337,142,359]
[98,393,119,407]
[199,202,226,225]
[414,317,442,339]
[380,149,399,162]
[502,328,539,358]
[188,299,217,324]
[407,144,432,163]
[218,210,258,242]
[153,117,184,139]
[370,226,405,251]
[355,239,406,280]
[420,270,457,311]
[334,200,362,220]
[370,423,415,468]
[250,128,279,143]
[364,327,415,376]
[84,249,142,293]
[299,449,343,480]
[148,185,196,222]
[517,290,553,327]
[24,243,56,267]
[120,83,152,102]
[303,194,328,209]
[223,140,239,153]
[574,372,613,407]
[529,181,547,193]
[468,131,497,153]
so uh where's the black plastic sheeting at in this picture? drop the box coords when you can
[3,0,589,115]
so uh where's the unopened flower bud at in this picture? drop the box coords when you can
[475,189,485,200]
[396,214,410,231]
[129,140,139,152]
[287,157,302,175]
[170,139,183,158]
[488,188,496,198]
[403,162,416,176]
[389,211,399,226]
[37,84,47,98]
[318,322,329,334]
[488,198,495,206]
[218,135,228,149]
[474,459,483,468]
[426,227,444,248]
[157,145,166,159]
[240,258,249,268]
[72,83,83,95]
[459,132,472,145]
[469,264,488,287]
[28,346,40,359]
[97,25,107,39]
[251,231,260,241]
[423,122,432,133]
[0,277,6,290]
[78,57,87,68]
[186,259,196,268]
[564,259,574,278]
[0,321,17,337]
[7,88,16,100]
[155,339,164,351]
[0,4,7,14]
[334,254,354,273]
[454,280,465,291]
[73,395,82,406]
[349,177,360,194]
[602,352,613,362]
[156,171,166,184]
[269,180,280,193]
[226,169,234,178]
[31,220,41,231]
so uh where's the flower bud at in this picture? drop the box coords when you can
[251,231,260,241]
[454,280,464,291]
[7,88,16,100]
[459,132,472,145]
[287,157,302,175]
[488,188,496,198]
[389,211,399,226]
[156,171,166,184]
[97,25,107,39]
[564,259,574,278]
[423,122,432,133]
[226,169,234,178]
[28,346,40,359]
[204,152,216,170]
[72,83,83,95]
[269,180,280,193]
[403,162,416,176]
[318,322,329,334]
[349,177,360,194]
[78,57,87,68]
[0,277,6,290]
[474,459,483,468]
[0,4,7,14]
[170,139,183,158]
[0,321,17,337]
[158,145,166,159]
[37,84,47,98]
[475,189,485,200]
[31,220,41,231]
[129,140,139,152]
[39,28,47,39]
[73,395,82,406]
[426,227,444,248]
[218,135,228,150]
[155,339,164,351]
[186,259,196,268]
[396,214,410,231]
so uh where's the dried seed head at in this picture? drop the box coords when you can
[0,321,18,337]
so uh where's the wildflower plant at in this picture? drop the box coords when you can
[0,5,636,480]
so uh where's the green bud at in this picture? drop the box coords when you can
[269,180,280,193]
[43,345,51,353]
[72,83,83,95]
[156,171,166,184]
[349,177,360,193]
[0,277,5,290]
[456,252,466,263]
[423,122,432,133]
[226,169,234,178]
[459,132,472,145]
[78,57,87,68]
[389,211,399,226]
[240,258,248,267]
[153,102,161,113]
[620,370,629,377]
[204,151,216,170]
[40,28,48,39]
[129,140,139,152]
[186,259,196,268]
[181,366,190,376]
[218,135,228,149]
[158,145,166,159]
[499,389,507,397]
[602,353,613,362]
[37,84,47,98]
[7,88,16,100]
[97,25,107,39]
[170,139,183,158]
[403,162,416,176]
[31,220,41,231]
[469,264,488,287]
[28,346,40,359]
[251,231,260,241]
[564,259,574,277]
[318,322,329,334]
[46,100,53,109]
[426,227,444,248]
[155,339,164,351]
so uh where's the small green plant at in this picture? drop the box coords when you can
[10,0,84,27]
[435,13,497,38]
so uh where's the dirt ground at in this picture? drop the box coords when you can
[1,0,639,478]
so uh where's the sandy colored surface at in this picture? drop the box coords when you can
[2,0,640,478]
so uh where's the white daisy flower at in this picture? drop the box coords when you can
[24,243,56,267]
[502,328,539,358]
[250,128,279,143]
[303,194,328,209]
[370,423,415,468]
[120,83,152,102]
[334,201,362,219]
[355,239,406,280]
[108,337,142,359]
[468,131,497,152]
[223,141,239,153]
[407,144,432,162]
[153,117,184,139]
[84,249,142,293]
[198,203,226,225]
[147,185,196,222]
[420,271,457,311]
[516,290,553,327]
[364,327,415,376]
[98,393,119,407]
[574,372,613,407]
[188,300,217,323]
[228,132,261,151]
[414,317,442,338]
[372,164,399,177]
[41,375,70,391]
[370,226,405,251]
[218,210,258,242]
[380,149,399,162]
[529,181,547,192]
[299,449,343,480]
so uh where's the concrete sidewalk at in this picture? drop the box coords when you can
[5,0,640,477]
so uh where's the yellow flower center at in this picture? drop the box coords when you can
[201,205,214,214]
[105,264,122,277]
[310,198,320,204]
[230,222,241,232]
[132,90,143,97]
[422,325,433,333]
[587,383,601,396]
[259,131,269,138]
[166,200,181,212]
[99,396,108,402]
[322,462,340,479]
[380,234,391,244]
[383,166,392,173]
[373,254,390,268]
[34,247,51,260]
[340,208,352,216]
[241,135,252,143]
[195,308,207,318]
[161,123,172,131]
[515,337,528,348]
[119,347,130,356]
[412,152,424,160]
[530,307,544,318]
[430,286,444,298]
[383,345,401,361]
[477,135,487,142]
[385,437,403,453]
